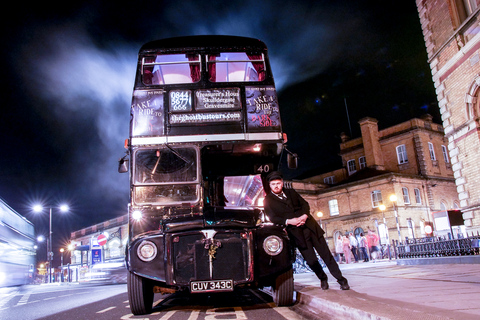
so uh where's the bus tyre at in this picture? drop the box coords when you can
[128,271,154,315]
[272,268,294,306]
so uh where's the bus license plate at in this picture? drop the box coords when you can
[190,280,233,293]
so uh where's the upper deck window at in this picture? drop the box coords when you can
[142,54,201,85]
[207,52,265,82]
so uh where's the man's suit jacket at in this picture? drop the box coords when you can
[264,188,325,250]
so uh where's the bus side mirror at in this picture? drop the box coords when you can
[287,153,298,169]
[118,157,129,173]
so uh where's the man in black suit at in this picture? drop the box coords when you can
[263,171,349,290]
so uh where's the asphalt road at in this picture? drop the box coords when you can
[0,283,320,320]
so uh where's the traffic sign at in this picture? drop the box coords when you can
[97,234,107,246]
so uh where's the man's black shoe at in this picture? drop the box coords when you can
[321,280,329,290]
[339,280,350,290]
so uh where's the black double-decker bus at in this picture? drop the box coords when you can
[120,36,296,315]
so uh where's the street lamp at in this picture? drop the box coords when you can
[390,195,402,243]
[33,204,69,283]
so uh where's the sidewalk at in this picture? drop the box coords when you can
[293,259,480,320]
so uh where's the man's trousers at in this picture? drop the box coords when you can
[298,227,346,282]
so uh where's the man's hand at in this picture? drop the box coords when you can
[286,214,308,227]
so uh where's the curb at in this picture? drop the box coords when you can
[295,287,455,320]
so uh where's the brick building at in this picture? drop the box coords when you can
[296,116,459,252]
[415,1,480,233]
[67,215,128,281]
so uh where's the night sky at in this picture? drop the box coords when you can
[0,0,438,263]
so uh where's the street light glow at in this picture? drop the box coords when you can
[390,195,397,202]
[59,204,69,212]
[379,204,386,211]
[33,204,43,212]
[316,211,323,218]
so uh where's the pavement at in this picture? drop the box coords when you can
[292,257,480,320]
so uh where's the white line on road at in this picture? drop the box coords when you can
[97,306,116,313]
[187,310,200,320]
[0,292,18,309]
[17,293,31,305]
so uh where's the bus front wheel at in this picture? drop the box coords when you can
[272,268,294,306]
[127,271,154,315]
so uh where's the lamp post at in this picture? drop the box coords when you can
[316,211,326,239]
[379,204,391,260]
[60,248,64,282]
[33,204,69,283]
[390,195,402,243]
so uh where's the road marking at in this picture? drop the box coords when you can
[188,310,200,320]
[0,291,19,309]
[205,307,247,320]
[268,303,305,320]
[249,289,304,320]
[97,306,116,313]
[159,311,175,319]
[17,293,31,305]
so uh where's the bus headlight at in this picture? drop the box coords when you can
[132,210,143,221]
[263,235,283,256]
[137,240,157,262]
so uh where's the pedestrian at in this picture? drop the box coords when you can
[358,233,369,262]
[348,233,359,262]
[366,230,380,262]
[263,171,350,290]
[335,234,344,263]
[342,235,352,264]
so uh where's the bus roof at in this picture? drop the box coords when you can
[140,35,268,53]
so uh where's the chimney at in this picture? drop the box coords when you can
[359,117,385,170]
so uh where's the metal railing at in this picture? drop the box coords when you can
[395,233,480,259]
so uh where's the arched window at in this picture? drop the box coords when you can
[465,75,480,121]
[440,201,448,211]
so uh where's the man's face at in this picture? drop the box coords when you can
[269,179,283,194]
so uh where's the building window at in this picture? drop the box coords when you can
[324,176,335,185]
[402,187,410,204]
[396,145,408,164]
[428,142,436,160]
[371,190,383,208]
[347,159,356,175]
[329,199,339,216]
[359,156,366,169]
[407,219,415,239]
[451,0,478,27]
[440,201,447,211]
[414,188,421,204]
[442,145,449,163]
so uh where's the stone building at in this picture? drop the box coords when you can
[296,116,459,252]
[415,1,480,233]
[67,215,128,281]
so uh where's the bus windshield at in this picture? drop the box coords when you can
[134,147,197,184]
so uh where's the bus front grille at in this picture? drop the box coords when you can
[172,231,250,285]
